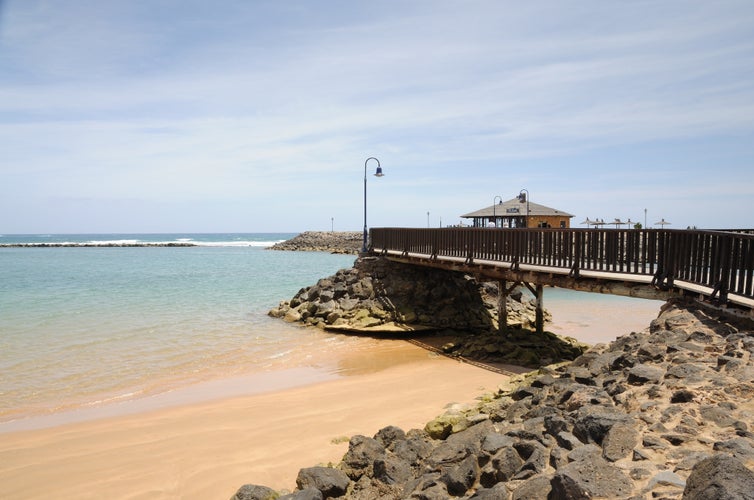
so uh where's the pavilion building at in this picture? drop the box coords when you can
[461,197,574,229]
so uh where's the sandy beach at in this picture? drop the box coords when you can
[0,292,664,500]
[0,339,508,499]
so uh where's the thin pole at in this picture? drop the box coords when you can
[363,164,368,252]
[363,157,381,253]
[493,195,502,228]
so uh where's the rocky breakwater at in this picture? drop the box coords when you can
[268,255,585,368]
[268,232,362,254]
[238,299,754,499]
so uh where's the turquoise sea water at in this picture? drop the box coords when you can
[0,234,360,428]
[0,233,664,431]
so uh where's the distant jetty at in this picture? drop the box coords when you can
[267,231,362,254]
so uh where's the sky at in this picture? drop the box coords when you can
[1,0,753,233]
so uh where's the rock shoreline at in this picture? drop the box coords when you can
[239,297,754,499]
[269,256,587,368]
[268,232,363,254]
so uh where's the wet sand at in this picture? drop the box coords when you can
[0,339,507,499]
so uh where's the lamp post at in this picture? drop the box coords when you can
[362,157,384,253]
[492,195,502,228]
[427,211,430,228]
[518,189,529,228]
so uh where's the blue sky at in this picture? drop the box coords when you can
[1,1,753,233]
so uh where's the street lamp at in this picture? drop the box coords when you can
[362,157,383,253]
[518,189,530,228]
[492,195,503,228]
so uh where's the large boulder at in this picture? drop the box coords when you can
[278,489,322,500]
[230,484,279,500]
[295,467,350,499]
[551,456,634,499]
[683,454,754,500]
[339,435,386,480]
[572,406,632,445]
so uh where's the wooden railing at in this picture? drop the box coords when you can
[370,228,754,307]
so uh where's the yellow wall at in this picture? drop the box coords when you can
[527,215,571,228]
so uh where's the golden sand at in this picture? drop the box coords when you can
[0,340,506,499]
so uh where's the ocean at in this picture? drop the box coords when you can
[0,234,364,429]
[0,233,664,432]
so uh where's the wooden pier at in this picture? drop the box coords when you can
[370,228,754,332]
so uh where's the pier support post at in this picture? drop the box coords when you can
[497,281,524,335]
[523,282,545,335]
[498,280,508,334]
[535,283,544,335]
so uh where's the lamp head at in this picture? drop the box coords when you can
[374,166,384,177]
[518,192,526,203]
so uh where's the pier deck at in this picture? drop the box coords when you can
[370,228,754,331]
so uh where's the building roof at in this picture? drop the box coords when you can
[461,197,574,219]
